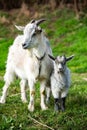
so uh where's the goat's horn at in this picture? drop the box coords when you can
[30,19,35,23]
[36,19,46,25]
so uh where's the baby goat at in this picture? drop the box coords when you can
[48,54,74,111]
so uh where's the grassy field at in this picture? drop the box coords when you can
[0,8,87,130]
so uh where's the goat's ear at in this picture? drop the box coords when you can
[15,25,25,31]
[66,55,74,62]
[48,54,55,61]
[35,27,42,33]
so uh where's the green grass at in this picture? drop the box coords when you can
[0,8,87,130]
[0,38,13,75]
[0,75,87,130]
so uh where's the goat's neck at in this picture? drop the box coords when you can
[54,72,66,85]
[54,68,68,81]
[33,38,46,58]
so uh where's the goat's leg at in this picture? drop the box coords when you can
[61,97,66,112]
[40,81,48,110]
[20,79,27,103]
[46,87,51,104]
[54,91,61,111]
[0,83,10,103]
[54,98,60,111]
[0,71,15,103]
[61,90,68,111]
[28,79,35,112]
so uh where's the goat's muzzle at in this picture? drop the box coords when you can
[22,43,28,49]
[58,68,64,73]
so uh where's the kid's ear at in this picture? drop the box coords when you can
[15,25,25,31]
[48,54,55,61]
[66,55,74,62]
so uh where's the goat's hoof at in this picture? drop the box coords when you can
[0,97,6,104]
[61,108,65,112]
[54,104,59,112]
[41,104,48,110]
[54,108,59,112]
[28,104,34,112]
[21,98,28,103]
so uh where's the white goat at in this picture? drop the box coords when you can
[0,19,53,112]
[48,54,74,111]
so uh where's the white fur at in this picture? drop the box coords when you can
[0,20,53,112]
[50,55,72,100]
[51,67,71,99]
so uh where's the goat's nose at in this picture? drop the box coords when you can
[22,43,28,49]
[22,43,26,47]
[59,68,63,72]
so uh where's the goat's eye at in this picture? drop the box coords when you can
[62,62,65,66]
[63,61,66,65]
[33,32,36,37]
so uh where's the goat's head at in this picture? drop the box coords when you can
[48,55,74,73]
[15,19,46,49]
